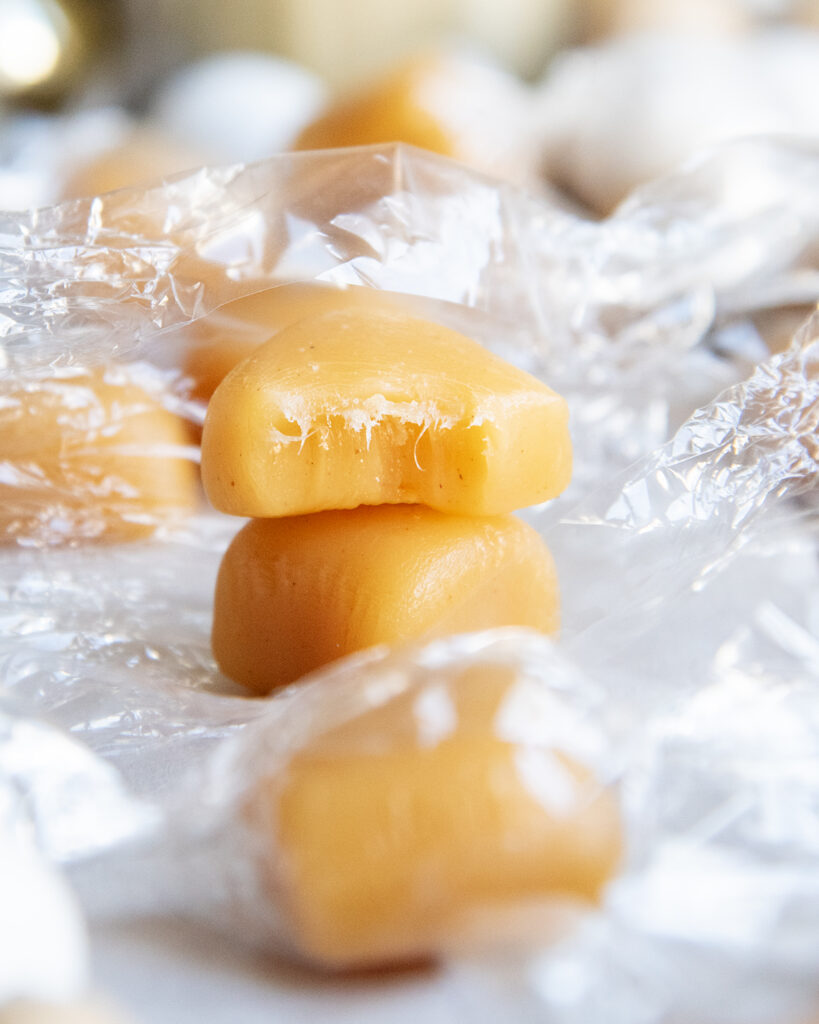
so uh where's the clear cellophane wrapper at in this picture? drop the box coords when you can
[0,140,818,1021]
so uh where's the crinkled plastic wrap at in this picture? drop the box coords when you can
[0,142,818,1019]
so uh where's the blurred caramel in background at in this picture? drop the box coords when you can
[5,0,819,213]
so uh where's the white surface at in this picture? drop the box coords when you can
[91,919,464,1024]
[0,841,87,1005]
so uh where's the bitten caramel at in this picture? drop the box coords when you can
[201,308,571,518]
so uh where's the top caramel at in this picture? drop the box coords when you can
[201,307,571,518]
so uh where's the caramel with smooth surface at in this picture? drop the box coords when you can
[201,308,571,518]
[186,283,403,403]
[0,371,197,543]
[212,505,559,693]
[252,664,621,968]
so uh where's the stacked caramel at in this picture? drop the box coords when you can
[200,296,571,694]
[196,290,621,971]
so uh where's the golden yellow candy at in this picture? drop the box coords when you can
[250,663,621,969]
[294,55,458,157]
[61,130,203,200]
[185,283,404,404]
[0,370,197,544]
[212,504,559,694]
[292,51,537,189]
[201,308,571,518]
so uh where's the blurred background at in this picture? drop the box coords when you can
[4,0,819,212]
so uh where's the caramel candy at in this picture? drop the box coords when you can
[185,283,404,403]
[212,505,559,693]
[201,308,571,518]
[61,130,203,200]
[0,371,197,544]
[252,663,621,968]
[295,54,457,157]
[293,52,538,186]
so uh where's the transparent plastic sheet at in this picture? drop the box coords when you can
[453,330,819,1024]
[0,142,817,1018]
